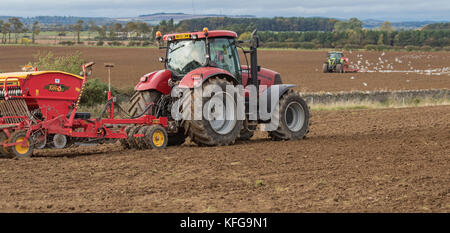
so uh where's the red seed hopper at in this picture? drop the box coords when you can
[0,63,169,158]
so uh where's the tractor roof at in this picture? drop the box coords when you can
[0,71,84,80]
[328,51,344,54]
[163,30,238,41]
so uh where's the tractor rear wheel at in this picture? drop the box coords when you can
[336,64,344,73]
[322,63,328,73]
[128,90,186,146]
[128,91,160,117]
[184,77,243,146]
[269,90,310,140]
[9,130,34,158]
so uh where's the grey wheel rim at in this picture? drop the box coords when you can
[284,101,305,132]
[206,92,237,135]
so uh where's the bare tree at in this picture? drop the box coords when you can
[9,17,24,44]
[87,20,96,41]
[73,19,84,44]
[31,21,40,44]
[2,22,11,43]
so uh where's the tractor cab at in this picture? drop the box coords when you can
[327,51,344,63]
[159,29,241,82]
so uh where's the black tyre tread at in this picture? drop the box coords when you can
[185,77,243,146]
[9,130,34,158]
[127,126,141,149]
[128,91,160,117]
[269,90,310,141]
[136,126,151,149]
[120,125,134,149]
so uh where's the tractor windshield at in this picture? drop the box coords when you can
[166,40,207,76]
[329,53,343,60]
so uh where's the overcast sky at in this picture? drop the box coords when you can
[0,0,449,21]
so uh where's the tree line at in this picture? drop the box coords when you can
[0,16,449,50]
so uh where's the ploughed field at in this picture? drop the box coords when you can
[0,46,449,92]
[0,106,448,212]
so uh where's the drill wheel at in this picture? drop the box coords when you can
[127,125,142,149]
[136,126,151,150]
[144,125,168,149]
[120,125,134,149]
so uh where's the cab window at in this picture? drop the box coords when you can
[209,38,241,81]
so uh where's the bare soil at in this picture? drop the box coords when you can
[0,106,448,212]
[0,46,449,92]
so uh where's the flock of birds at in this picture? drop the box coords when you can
[349,52,448,75]
[341,52,450,87]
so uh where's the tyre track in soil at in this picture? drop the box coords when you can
[0,106,448,212]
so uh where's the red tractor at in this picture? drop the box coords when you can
[128,28,310,146]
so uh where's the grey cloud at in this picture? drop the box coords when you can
[0,0,449,21]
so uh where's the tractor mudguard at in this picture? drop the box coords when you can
[134,69,172,95]
[258,84,296,118]
[178,67,238,88]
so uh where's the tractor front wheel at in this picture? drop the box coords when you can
[269,90,310,140]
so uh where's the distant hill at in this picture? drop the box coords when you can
[422,22,450,30]
[0,16,113,26]
[115,12,256,25]
[0,13,448,31]
[362,19,447,29]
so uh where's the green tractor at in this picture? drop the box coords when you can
[323,51,347,73]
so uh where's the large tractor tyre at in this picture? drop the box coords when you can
[9,130,34,158]
[336,64,344,73]
[269,90,310,141]
[0,131,12,157]
[128,90,187,146]
[322,63,328,73]
[184,77,243,146]
[128,90,161,117]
